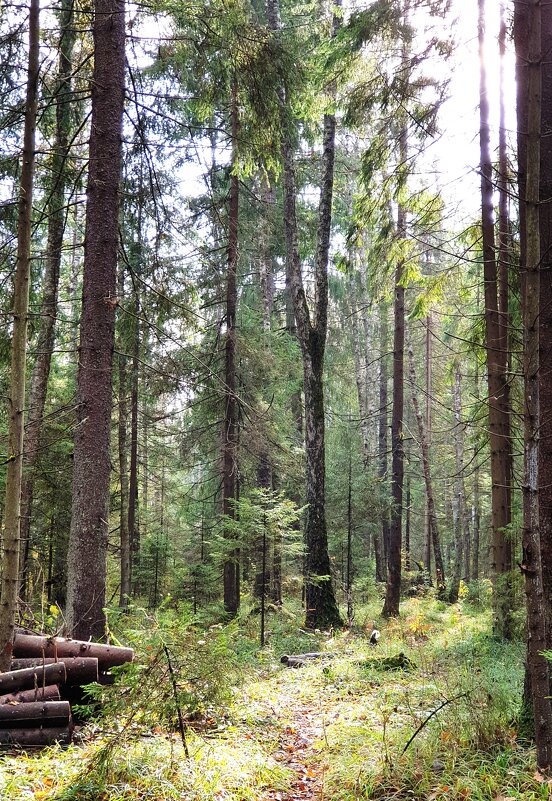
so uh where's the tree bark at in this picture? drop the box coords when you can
[377,300,389,581]
[118,270,131,607]
[19,0,76,600]
[222,78,240,616]
[479,0,513,639]
[0,685,60,705]
[12,632,133,669]
[269,0,341,628]
[10,657,99,684]
[406,329,445,590]
[515,0,552,770]
[65,0,126,640]
[0,0,40,672]
[128,290,140,593]
[0,701,71,728]
[449,364,468,603]
[0,663,66,695]
[382,128,407,618]
[535,0,552,653]
[0,727,72,746]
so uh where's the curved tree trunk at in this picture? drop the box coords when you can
[65,0,126,640]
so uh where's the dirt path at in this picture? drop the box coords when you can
[253,667,342,801]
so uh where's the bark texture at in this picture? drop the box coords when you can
[0,0,40,672]
[19,0,76,598]
[222,80,240,615]
[515,0,552,770]
[406,329,445,590]
[479,0,513,639]
[65,0,126,640]
[269,0,341,628]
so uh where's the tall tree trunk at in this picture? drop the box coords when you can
[535,0,552,654]
[406,329,445,590]
[117,268,130,608]
[0,0,40,670]
[479,0,513,639]
[377,300,389,581]
[269,0,341,628]
[515,0,552,770]
[65,0,126,640]
[19,1,75,599]
[382,127,407,618]
[423,312,432,576]
[128,291,140,593]
[222,79,240,616]
[346,437,353,626]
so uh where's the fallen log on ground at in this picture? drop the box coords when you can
[10,657,99,685]
[13,633,134,669]
[0,663,66,695]
[0,701,71,728]
[0,685,61,705]
[0,726,72,746]
[280,653,335,668]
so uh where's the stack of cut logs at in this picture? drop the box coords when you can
[0,629,134,747]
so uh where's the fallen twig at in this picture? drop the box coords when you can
[401,692,469,755]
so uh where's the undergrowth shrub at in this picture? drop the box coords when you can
[90,605,248,730]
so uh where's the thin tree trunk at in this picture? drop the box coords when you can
[450,364,469,602]
[19,1,75,599]
[0,0,40,670]
[423,312,432,576]
[348,271,370,462]
[404,473,411,572]
[406,329,445,590]
[346,439,353,625]
[65,0,126,640]
[382,128,407,618]
[118,269,130,607]
[479,0,513,639]
[377,300,389,580]
[128,291,140,593]
[222,79,240,616]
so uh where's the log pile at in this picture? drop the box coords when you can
[0,630,134,747]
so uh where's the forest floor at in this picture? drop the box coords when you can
[0,595,548,801]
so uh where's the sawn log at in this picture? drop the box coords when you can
[0,663,66,694]
[0,701,71,728]
[0,685,60,705]
[0,726,72,746]
[10,657,99,684]
[13,633,133,669]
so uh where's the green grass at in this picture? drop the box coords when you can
[0,595,542,801]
